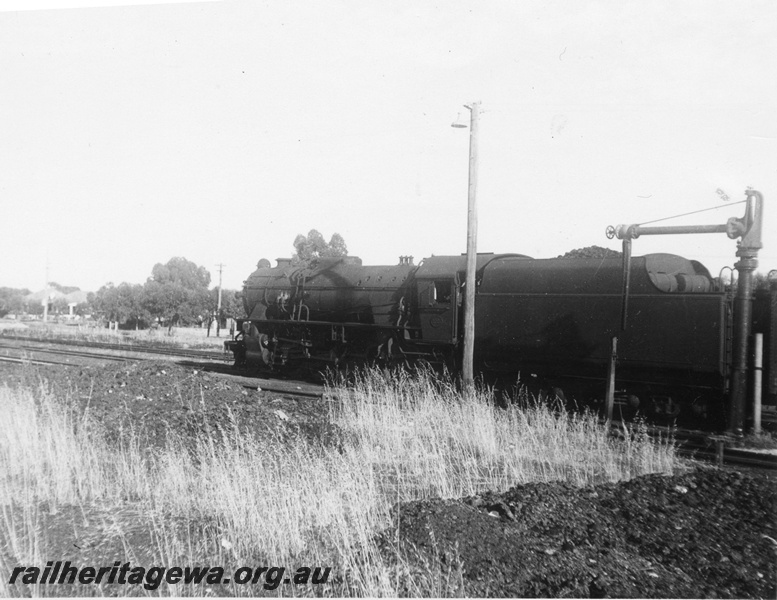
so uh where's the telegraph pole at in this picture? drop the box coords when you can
[216,263,225,312]
[462,101,480,391]
[215,263,225,337]
[43,250,50,323]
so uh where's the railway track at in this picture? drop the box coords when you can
[677,436,777,471]
[0,335,227,363]
[0,354,78,368]
[0,341,132,363]
[612,421,777,473]
[0,336,329,399]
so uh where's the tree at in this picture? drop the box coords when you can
[143,257,211,326]
[212,288,245,319]
[734,271,775,292]
[89,282,150,328]
[0,287,30,317]
[292,230,348,264]
[149,257,211,289]
[559,245,622,259]
[48,282,81,295]
[24,297,44,317]
[51,297,70,315]
[322,232,348,257]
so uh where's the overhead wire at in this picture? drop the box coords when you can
[637,200,747,226]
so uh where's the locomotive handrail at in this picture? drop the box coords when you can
[296,304,310,322]
[474,253,533,280]
[718,266,737,297]
[258,317,422,331]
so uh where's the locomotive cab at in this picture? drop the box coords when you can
[415,278,459,344]
[412,253,533,349]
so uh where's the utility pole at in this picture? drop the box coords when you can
[215,263,225,337]
[462,101,480,392]
[43,250,50,323]
[216,263,225,312]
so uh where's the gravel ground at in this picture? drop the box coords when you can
[1,360,340,452]
[2,359,776,598]
[382,470,776,598]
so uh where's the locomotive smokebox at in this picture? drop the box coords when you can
[236,256,419,371]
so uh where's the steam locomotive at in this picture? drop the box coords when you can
[226,250,776,430]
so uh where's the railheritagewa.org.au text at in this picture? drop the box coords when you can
[9,561,331,591]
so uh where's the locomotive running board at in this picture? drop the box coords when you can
[259,318,421,332]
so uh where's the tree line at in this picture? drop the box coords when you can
[88,257,244,329]
[0,257,243,328]
[86,230,348,328]
[0,230,347,326]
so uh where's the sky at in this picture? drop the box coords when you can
[1,0,775,293]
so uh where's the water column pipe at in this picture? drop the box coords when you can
[607,189,764,435]
[753,333,763,435]
[604,237,632,422]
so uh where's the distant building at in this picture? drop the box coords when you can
[25,287,66,305]
[24,287,91,318]
[25,287,64,316]
[65,290,89,316]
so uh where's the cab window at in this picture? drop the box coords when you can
[434,280,452,304]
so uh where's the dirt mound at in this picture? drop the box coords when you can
[383,469,776,598]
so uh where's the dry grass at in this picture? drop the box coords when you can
[739,431,777,450]
[3,322,229,351]
[330,367,678,497]
[0,367,682,597]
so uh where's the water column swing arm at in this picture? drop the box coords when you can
[605,189,764,434]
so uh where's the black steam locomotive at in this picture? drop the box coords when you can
[226,249,776,429]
